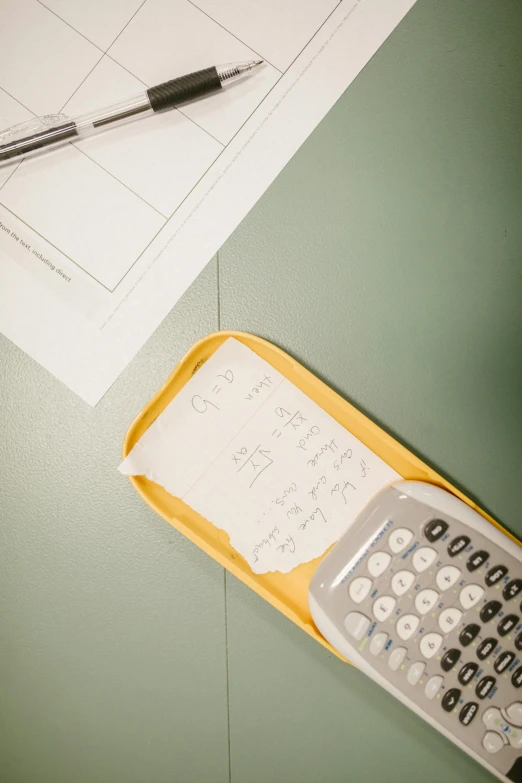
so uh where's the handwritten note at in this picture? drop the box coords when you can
[119,339,401,573]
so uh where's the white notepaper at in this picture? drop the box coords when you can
[120,339,401,573]
[0,0,417,404]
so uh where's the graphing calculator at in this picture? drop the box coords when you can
[309,481,522,783]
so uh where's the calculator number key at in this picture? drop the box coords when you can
[396,614,420,641]
[415,589,439,616]
[412,547,437,573]
[367,552,392,578]
[424,519,449,543]
[420,632,443,659]
[448,536,470,557]
[372,596,396,622]
[391,570,415,597]
[349,577,372,604]
[388,528,413,554]
[438,607,463,634]
[485,565,508,587]
[435,565,461,592]
[459,584,484,610]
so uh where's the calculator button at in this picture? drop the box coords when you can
[480,601,502,623]
[344,612,371,640]
[369,632,388,656]
[503,580,522,601]
[460,624,481,647]
[459,702,478,726]
[367,552,392,578]
[441,688,461,712]
[412,547,437,573]
[349,577,372,604]
[512,668,522,689]
[476,676,496,699]
[391,570,415,597]
[436,565,461,592]
[477,638,497,661]
[458,662,479,685]
[420,632,443,659]
[485,565,508,587]
[467,550,489,572]
[494,651,516,674]
[388,528,413,554]
[407,661,425,685]
[482,731,505,754]
[415,588,440,615]
[448,536,471,557]
[396,614,420,641]
[441,648,461,672]
[388,646,407,671]
[438,607,463,634]
[372,596,396,622]
[424,519,449,543]
[515,632,522,651]
[459,584,484,610]
[504,702,522,727]
[498,614,519,637]
[425,675,444,699]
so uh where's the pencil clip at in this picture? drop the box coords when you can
[0,115,70,143]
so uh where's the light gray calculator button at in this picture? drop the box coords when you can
[459,584,485,610]
[396,613,420,640]
[368,551,392,578]
[391,570,415,597]
[412,547,437,573]
[436,565,461,592]
[372,595,396,622]
[389,528,413,554]
[344,612,371,640]
[504,702,522,728]
[425,675,444,699]
[407,661,425,685]
[388,646,407,671]
[482,731,505,754]
[349,576,372,604]
[369,632,388,656]
[438,607,463,634]
[420,632,443,659]
[415,588,440,616]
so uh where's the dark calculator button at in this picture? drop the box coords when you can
[459,702,479,726]
[448,536,471,557]
[458,661,479,685]
[515,632,522,651]
[476,676,496,699]
[441,648,461,672]
[485,565,508,587]
[494,651,516,674]
[498,614,519,637]
[480,601,502,623]
[442,688,461,712]
[460,624,480,647]
[467,550,489,572]
[424,519,449,543]
[512,667,522,689]
[477,638,498,660]
[503,580,522,601]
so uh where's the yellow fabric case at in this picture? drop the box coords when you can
[122,331,512,662]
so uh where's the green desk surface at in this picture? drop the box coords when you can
[1,1,521,781]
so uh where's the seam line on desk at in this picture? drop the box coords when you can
[217,250,221,330]
[224,570,232,783]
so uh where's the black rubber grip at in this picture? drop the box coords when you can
[147,67,222,111]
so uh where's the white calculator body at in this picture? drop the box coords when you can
[309,481,522,782]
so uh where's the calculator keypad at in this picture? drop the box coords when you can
[310,486,522,782]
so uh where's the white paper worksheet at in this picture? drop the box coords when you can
[120,338,401,573]
[0,0,417,404]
